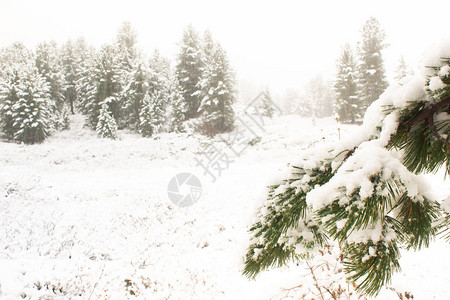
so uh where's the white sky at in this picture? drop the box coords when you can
[1,0,449,97]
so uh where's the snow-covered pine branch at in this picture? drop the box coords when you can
[244,40,450,297]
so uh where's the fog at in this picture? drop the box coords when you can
[1,0,448,96]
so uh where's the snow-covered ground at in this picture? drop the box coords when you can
[0,114,448,299]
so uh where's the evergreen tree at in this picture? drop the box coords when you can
[202,30,215,64]
[74,37,95,115]
[0,70,21,139]
[305,75,333,118]
[259,88,275,118]
[0,68,52,144]
[148,49,171,131]
[357,17,388,111]
[35,41,65,112]
[168,79,187,133]
[175,25,204,119]
[198,42,235,136]
[0,43,33,77]
[76,61,97,127]
[148,49,171,94]
[149,90,166,134]
[114,22,138,72]
[78,45,122,129]
[283,89,311,116]
[61,40,78,114]
[243,50,450,297]
[139,93,153,137]
[96,102,118,139]
[35,41,69,131]
[121,62,148,130]
[334,44,360,123]
[394,56,412,84]
[138,88,167,138]
[114,22,140,128]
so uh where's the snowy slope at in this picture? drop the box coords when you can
[0,114,448,299]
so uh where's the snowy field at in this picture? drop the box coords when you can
[0,114,449,299]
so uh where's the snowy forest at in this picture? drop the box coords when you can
[0,18,399,144]
[0,23,237,143]
[0,5,449,300]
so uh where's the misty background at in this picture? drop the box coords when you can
[1,0,448,104]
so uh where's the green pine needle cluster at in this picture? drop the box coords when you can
[244,57,450,297]
[243,161,333,279]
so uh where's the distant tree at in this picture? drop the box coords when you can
[114,22,138,71]
[0,67,52,144]
[0,70,21,139]
[138,91,165,137]
[283,89,310,116]
[96,102,118,139]
[148,49,171,130]
[121,62,148,131]
[198,42,235,135]
[114,22,140,128]
[78,45,122,129]
[74,37,95,114]
[0,43,33,77]
[168,79,187,133]
[60,40,78,114]
[305,75,333,118]
[148,90,166,134]
[35,41,67,129]
[394,56,412,84]
[139,92,154,137]
[357,17,388,110]
[334,43,360,123]
[148,49,171,94]
[202,30,215,65]
[175,25,204,119]
[259,88,275,118]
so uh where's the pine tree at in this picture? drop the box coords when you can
[258,88,275,118]
[96,103,118,139]
[35,42,64,106]
[0,43,33,77]
[139,92,156,138]
[148,49,171,131]
[394,56,412,84]
[61,40,78,114]
[175,25,204,119]
[305,75,333,118]
[114,22,140,128]
[0,70,21,139]
[138,90,166,138]
[78,45,122,129]
[334,44,360,123]
[35,41,66,130]
[148,49,171,94]
[243,48,450,297]
[168,79,187,133]
[357,17,388,111]
[198,42,235,136]
[283,89,311,116]
[74,37,95,115]
[121,62,148,130]
[148,90,166,134]
[114,22,138,72]
[0,68,52,144]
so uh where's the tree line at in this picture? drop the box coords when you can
[0,23,236,144]
[281,17,404,124]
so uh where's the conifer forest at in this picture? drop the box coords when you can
[0,1,449,299]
